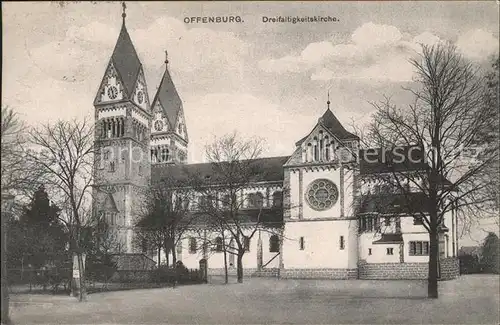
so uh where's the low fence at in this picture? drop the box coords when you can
[110,268,203,284]
[8,266,205,294]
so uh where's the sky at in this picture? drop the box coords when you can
[2,1,499,243]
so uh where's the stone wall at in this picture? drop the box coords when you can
[280,268,358,279]
[358,258,459,280]
[440,257,460,280]
[208,268,258,276]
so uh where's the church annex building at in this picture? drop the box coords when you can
[92,11,460,280]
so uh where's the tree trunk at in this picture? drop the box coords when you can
[165,248,170,267]
[222,232,228,284]
[77,252,86,302]
[1,209,10,325]
[237,252,244,283]
[172,241,177,266]
[428,218,439,298]
[157,245,161,265]
[170,235,177,266]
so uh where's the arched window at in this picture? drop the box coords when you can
[214,237,223,252]
[183,198,190,210]
[248,192,264,208]
[107,120,112,138]
[161,148,169,162]
[272,191,283,207]
[222,194,231,209]
[254,192,263,208]
[269,235,279,253]
[189,237,197,254]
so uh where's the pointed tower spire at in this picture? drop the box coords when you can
[327,91,331,110]
[165,50,169,66]
[122,2,127,24]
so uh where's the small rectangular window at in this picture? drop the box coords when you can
[409,241,429,256]
[109,161,115,172]
[299,237,305,250]
[339,236,345,250]
[413,216,423,225]
[387,248,394,255]
[368,248,372,255]
[244,236,250,252]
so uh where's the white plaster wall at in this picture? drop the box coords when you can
[358,233,400,263]
[343,168,356,217]
[347,219,359,268]
[282,220,350,269]
[175,229,280,271]
[289,171,300,219]
[400,215,428,233]
[301,168,342,219]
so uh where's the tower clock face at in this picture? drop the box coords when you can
[154,120,164,131]
[107,86,118,100]
[137,91,144,104]
[305,179,339,211]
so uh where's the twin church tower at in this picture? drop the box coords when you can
[92,7,187,252]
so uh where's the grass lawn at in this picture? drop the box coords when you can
[9,274,499,324]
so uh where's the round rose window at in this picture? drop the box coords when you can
[305,179,339,211]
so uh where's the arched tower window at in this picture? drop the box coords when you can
[161,148,169,162]
[269,235,279,253]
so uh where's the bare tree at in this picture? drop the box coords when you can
[135,176,195,267]
[363,44,498,298]
[1,106,44,201]
[27,118,95,302]
[191,132,284,283]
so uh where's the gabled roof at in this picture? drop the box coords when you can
[320,109,359,140]
[295,109,358,146]
[152,156,290,184]
[152,68,183,128]
[111,22,142,97]
[372,233,403,244]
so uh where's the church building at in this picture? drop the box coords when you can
[92,9,461,280]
